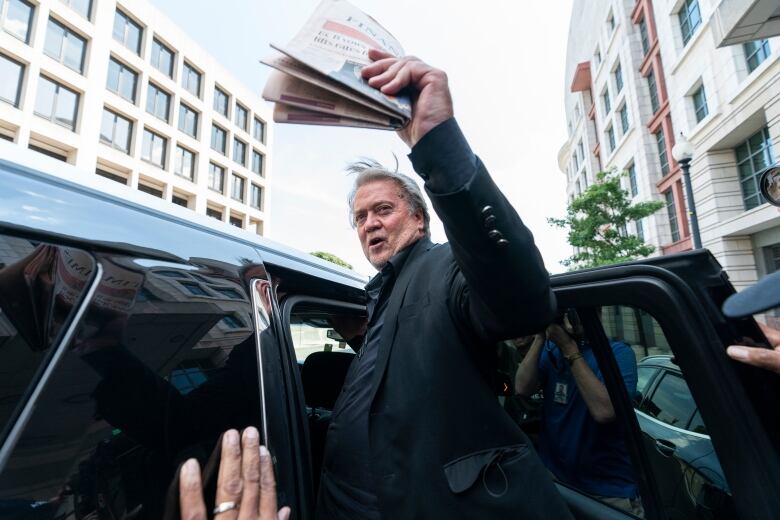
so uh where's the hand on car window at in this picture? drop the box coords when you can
[179,427,290,520]
[727,323,780,375]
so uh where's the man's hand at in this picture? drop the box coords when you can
[727,322,780,375]
[546,323,578,357]
[179,428,290,520]
[361,49,453,148]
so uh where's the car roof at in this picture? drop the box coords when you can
[638,355,679,372]
[0,142,367,291]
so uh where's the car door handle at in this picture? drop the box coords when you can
[655,439,677,457]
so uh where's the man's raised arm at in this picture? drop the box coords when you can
[362,50,556,337]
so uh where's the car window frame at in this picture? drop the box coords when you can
[551,261,780,519]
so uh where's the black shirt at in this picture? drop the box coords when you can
[316,246,411,519]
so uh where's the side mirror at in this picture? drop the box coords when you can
[759,165,780,206]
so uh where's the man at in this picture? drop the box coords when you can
[514,311,641,516]
[316,50,571,518]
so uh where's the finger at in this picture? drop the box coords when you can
[258,445,280,518]
[367,59,406,89]
[361,56,398,78]
[216,429,243,520]
[758,322,780,347]
[278,506,291,520]
[368,48,394,61]
[379,61,432,95]
[179,459,207,520]
[238,428,261,520]
[727,345,780,375]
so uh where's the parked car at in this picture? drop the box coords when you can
[1,145,779,519]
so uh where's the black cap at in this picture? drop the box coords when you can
[723,270,780,318]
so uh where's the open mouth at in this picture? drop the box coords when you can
[368,237,385,248]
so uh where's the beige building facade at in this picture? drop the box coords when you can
[560,0,779,290]
[0,0,272,235]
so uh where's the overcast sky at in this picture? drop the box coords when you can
[154,0,575,277]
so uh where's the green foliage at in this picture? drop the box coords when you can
[548,170,664,270]
[310,251,353,270]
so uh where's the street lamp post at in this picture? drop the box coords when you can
[672,133,702,249]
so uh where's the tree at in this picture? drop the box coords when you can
[548,170,664,270]
[310,251,353,270]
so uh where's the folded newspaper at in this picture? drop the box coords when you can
[261,0,411,130]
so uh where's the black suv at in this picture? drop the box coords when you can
[1,148,779,519]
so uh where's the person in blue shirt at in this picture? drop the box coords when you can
[515,309,642,517]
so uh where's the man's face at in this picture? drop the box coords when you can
[353,179,424,269]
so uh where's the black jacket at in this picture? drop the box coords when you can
[365,120,571,519]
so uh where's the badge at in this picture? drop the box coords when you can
[554,382,568,404]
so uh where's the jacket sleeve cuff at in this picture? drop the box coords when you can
[408,118,477,194]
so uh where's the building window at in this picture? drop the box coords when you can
[138,182,163,198]
[206,207,222,220]
[607,12,615,34]
[744,39,771,73]
[736,127,776,210]
[636,219,645,241]
[211,124,227,154]
[141,128,167,169]
[253,117,265,142]
[112,9,142,55]
[231,174,245,202]
[614,62,623,93]
[99,108,132,153]
[606,125,616,153]
[174,145,195,180]
[182,62,201,97]
[233,138,246,166]
[692,84,708,123]
[655,130,669,175]
[172,194,189,208]
[664,190,680,242]
[229,216,242,228]
[29,143,66,161]
[178,102,198,138]
[251,150,263,175]
[602,88,611,115]
[146,82,171,122]
[593,47,601,68]
[647,70,660,114]
[619,104,629,133]
[577,140,584,161]
[0,53,24,107]
[96,168,127,184]
[250,183,262,209]
[208,162,225,192]
[214,86,229,117]
[107,57,138,103]
[679,0,701,46]
[1,0,33,43]
[60,0,91,20]
[628,163,638,197]
[639,17,650,55]
[44,18,87,73]
[151,38,174,78]
[235,103,248,131]
[582,172,589,189]
[34,76,79,130]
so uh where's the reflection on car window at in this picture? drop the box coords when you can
[635,366,657,405]
[0,238,96,438]
[642,373,697,427]
[0,254,264,519]
[688,409,707,435]
[289,314,356,362]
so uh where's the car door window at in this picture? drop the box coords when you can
[289,313,357,361]
[0,254,263,519]
[0,238,96,439]
[641,372,696,428]
[635,366,657,406]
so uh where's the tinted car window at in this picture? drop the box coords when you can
[688,409,707,435]
[0,253,263,519]
[642,372,697,428]
[635,366,657,405]
[0,237,96,438]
